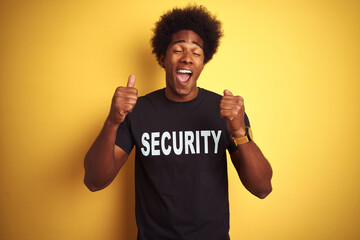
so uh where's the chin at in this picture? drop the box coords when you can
[176,85,193,94]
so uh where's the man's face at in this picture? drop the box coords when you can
[160,30,205,102]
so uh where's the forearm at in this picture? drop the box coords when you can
[84,75,137,191]
[84,118,121,191]
[230,141,273,199]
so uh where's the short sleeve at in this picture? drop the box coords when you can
[244,112,250,128]
[115,116,135,154]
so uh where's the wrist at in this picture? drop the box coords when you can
[232,128,246,138]
[105,116,121,129]
[231,127,253,146]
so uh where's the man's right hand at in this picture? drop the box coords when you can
[107,74,138,126]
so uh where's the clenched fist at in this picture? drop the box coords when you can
[108,74,138,126]
[220,89,246,137]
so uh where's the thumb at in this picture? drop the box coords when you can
[127,74,136,87]
[223,89,233,96]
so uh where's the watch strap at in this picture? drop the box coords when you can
[231,127,253,146]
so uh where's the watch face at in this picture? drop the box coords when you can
[232,127,253,146]
[232,135,249,146]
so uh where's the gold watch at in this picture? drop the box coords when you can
[231,127,253,146]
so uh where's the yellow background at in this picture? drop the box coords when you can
[1,0,359,239]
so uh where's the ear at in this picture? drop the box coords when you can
[159,54,165,68]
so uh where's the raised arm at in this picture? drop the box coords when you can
[84,75,138,191]
[220,89,272,199]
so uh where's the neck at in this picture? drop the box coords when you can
[165,87,199,102]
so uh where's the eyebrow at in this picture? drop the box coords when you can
[172,40,203,49]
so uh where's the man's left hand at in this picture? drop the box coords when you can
[220,89,246,137]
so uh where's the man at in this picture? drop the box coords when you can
[84,5,272,240]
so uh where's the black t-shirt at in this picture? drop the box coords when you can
[116,88,248,240]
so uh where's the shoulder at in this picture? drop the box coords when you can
[143,88,164,98]
[130,89,165,115]
[136,89,165,104]
[199,88,221,98]
[198,88,222,105]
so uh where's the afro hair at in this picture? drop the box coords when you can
[151,5,223,66]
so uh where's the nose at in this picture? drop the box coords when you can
[180,51,192,64]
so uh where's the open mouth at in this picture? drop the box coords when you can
[176,69,192,84]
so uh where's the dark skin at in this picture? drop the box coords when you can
[84,30,272,198]
[83,75,137,191]
[220,88,272,198]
